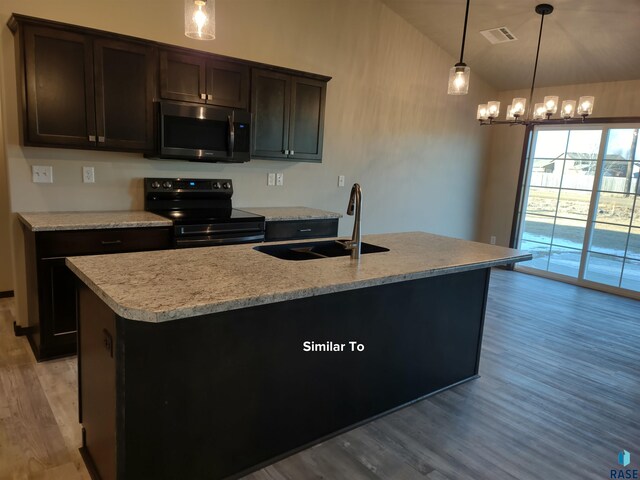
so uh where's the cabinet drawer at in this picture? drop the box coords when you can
[37,227,172,258]
[265,219,338,242]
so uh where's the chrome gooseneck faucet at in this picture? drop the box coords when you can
[340,183,362,259]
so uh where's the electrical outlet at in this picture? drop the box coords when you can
[276,172,284,186]
[490,235,497,245]
[338,175,345,187]
[267,173,276,186]
[32,165,53,184]
[83,166,95,183]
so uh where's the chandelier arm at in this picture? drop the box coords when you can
[527,10,547,119]
[458,0,471,64]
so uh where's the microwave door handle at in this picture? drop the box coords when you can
[227,112,235,157]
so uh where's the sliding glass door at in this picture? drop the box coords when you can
[517,124,640,295]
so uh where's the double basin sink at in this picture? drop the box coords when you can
[254,240,389,261]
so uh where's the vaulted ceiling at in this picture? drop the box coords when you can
[381,0,640,90]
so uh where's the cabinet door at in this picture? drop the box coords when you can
[289,77,326,162]
[23,26,96,147]
[251,69,290,159]
[160,50,207,103]
[38,258,78,358]
[206,60,249,109]
[94,39,156,151]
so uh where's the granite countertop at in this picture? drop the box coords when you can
[240,207,342,221]
[17,211,173,232]
[66,232,531,323]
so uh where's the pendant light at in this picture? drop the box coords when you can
[448,0,471,95]
[185,0,215,40]
[477,4,594,125]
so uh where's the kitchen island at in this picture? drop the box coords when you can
[66,232,530,480]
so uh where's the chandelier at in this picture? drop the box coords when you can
[477,4,595,126]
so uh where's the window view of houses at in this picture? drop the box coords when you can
[519,127,640,291]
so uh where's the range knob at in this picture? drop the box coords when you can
[223,182,231,189]
[213,182,221,189]
[162,181,173,189]
[151,181,160,189]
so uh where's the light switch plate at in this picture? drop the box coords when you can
[276,173,284,186]
[32,165,53,183]
[267,173,276,186]
[338,175,345,187]
[83,166,95,183]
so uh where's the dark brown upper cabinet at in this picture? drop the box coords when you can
[23,26,97,148]
[251,69,326,162]
[160,49,249,109]
[18,22,156,152]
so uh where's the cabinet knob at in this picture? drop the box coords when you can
[88,135,96,142]
[98,136,105,143]
[283,149,289,155]
[207,94,213,100]
[290,150,295,155]
[200,93,206,100]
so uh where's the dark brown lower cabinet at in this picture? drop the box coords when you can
[264,218,339,241]
[76,268,491,480]
[22,225,171,361]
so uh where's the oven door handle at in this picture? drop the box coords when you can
[175,233,264,247]
[227,111,235,157]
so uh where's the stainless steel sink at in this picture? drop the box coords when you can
[254,240,389,261]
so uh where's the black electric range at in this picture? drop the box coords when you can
[144,177,265,248]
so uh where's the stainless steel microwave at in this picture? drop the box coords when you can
[157,101,251,162]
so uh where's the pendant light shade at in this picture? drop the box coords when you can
[448,0,471,95]
[185,0,215,40]
[448,63,470,95]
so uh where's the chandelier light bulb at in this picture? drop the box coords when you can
[533,103,546,120]
[561,100,576,119]
[577,96,595,117]
[477,104,489,121]
[487,101,500,119]
[543,96,559,115]
[506,105,515,121]
[511,98,526,118]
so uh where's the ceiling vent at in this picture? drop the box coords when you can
[480,26,517,44]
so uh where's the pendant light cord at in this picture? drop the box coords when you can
[528,11,546,116]
[458,0,471,64]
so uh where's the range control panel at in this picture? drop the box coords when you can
[144,178,233,194]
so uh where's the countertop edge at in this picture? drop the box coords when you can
[66,253,531,323]
[17,212,173,232]
[240,207,343,221]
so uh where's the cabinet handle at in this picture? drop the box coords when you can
[298,228,312,232]
[101,240,122,246]
[200,93,206,100]
[283,149,289,155]
[88,135,96,142]
[290,150,295,155]
[207,94,213,100]
[98,136,105,143]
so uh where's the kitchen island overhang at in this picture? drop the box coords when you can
[67,232,530,480]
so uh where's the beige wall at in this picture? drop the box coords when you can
[0,58,12,293]
[478,79,640,247]
[0,0,496,325]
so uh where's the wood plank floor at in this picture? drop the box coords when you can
[1,269,638,479]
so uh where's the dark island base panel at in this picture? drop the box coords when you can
[77,268,491,480]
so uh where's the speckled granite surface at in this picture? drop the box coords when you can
[66,232,531,323]
[18,211,172,232]
[241,207,342,221]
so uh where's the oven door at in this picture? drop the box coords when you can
[174,221,265,248]
[159,102,250,162]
